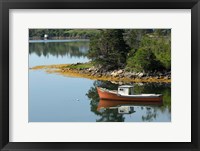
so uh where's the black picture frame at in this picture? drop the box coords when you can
[0,0,199,150]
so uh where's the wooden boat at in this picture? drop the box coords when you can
[97,85,162,101]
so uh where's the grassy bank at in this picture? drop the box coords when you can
[67,62,94,70]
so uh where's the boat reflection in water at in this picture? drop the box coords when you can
[97,99,163,114]
[97,85,163,115]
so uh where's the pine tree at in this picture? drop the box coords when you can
[88,29,130,70]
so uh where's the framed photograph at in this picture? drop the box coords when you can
[0,0,200,150]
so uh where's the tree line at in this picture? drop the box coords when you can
[88,29,171,73]
[29,29,100,39]
[29,29,171,73]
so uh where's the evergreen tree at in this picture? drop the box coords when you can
[88,29,130,70]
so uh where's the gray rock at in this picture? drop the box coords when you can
[111,71,118,77]
[91,73,95,76]
[131,71,137,76]
[138,72,144,77]
[164,76,169,80]
[124,72,131,77]
[88,67,95,71]
[117,69,123,74]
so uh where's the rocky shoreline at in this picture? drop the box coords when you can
[31,62,171,83]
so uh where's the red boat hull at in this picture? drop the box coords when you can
[97,87,162,102]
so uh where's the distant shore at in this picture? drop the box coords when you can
[30,62,171,83]
[29,37,90,40]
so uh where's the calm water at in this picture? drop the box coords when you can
[29,40,171,122]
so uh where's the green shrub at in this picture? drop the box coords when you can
[126,35,171,72]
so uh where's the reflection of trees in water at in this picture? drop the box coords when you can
[135,83,171,122]
[134,83,171,113]
[96,109,125,122]
[86,81,171,122]
[29,41,89,58]
[142,107,158,122]
[86,81,124,122]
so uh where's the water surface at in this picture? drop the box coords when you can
[29,40,171,122]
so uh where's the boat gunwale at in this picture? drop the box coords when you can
[97,87,163,98]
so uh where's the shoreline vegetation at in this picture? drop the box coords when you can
[30,62,171,83]
[29,29,171,83]
[29,29,100,40]
[29,37,89,40]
